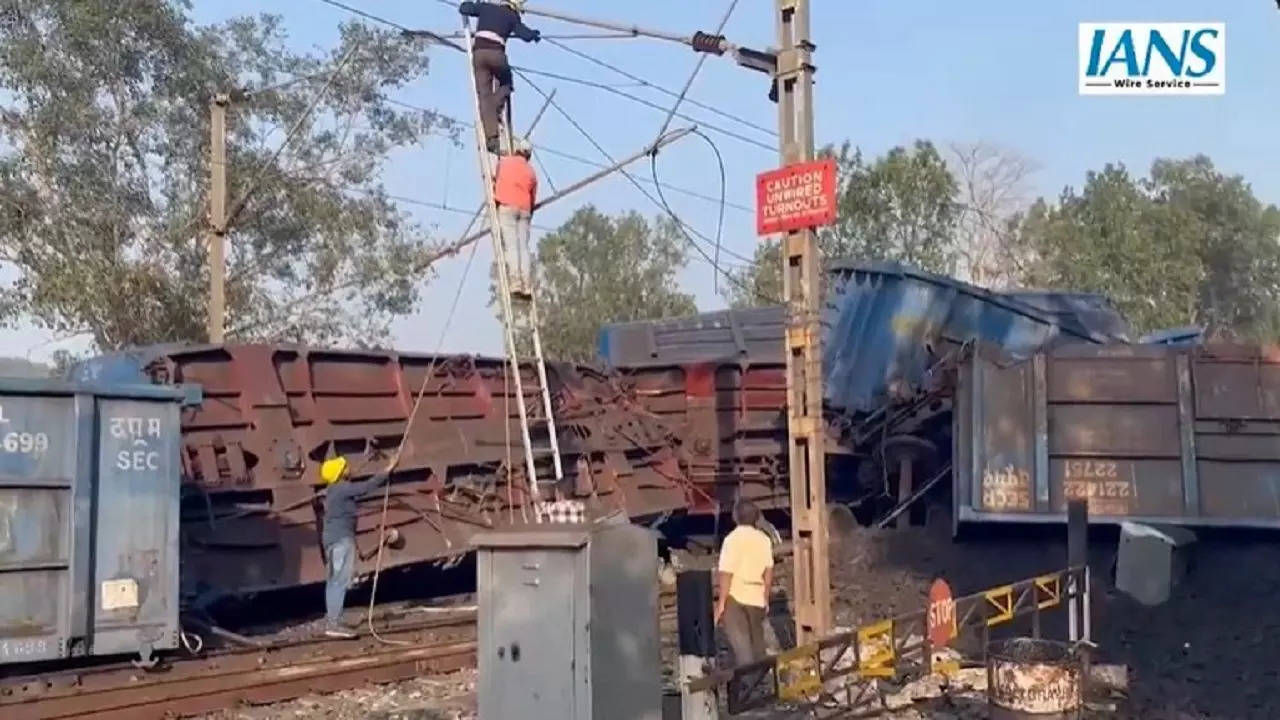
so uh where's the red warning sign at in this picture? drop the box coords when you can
[755,158,838,236]
[927,578,957,647]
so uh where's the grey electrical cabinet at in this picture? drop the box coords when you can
[474,522,661,720]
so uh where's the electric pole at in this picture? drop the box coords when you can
[775,0,830,644]
[207,93,229,344]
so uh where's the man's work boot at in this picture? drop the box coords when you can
[510,277,533,303]
[323,626,356,639]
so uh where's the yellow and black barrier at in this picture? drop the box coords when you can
[686,566,1088,716]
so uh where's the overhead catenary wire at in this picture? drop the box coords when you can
[510,65,773,152]
[544,36,775,138]
[654,0,740,139]
[511,68,776,301]
[441,30,648,40]
[532,152,559,193]
[437,0,708,51]
[310,0,777,287]
[231,127,715,339]
[224,40,362,230]
[648,0,741,294]
[315,0,773,153]
[378,97,754,213]
[339,184,561,233]
[317,0,424,37]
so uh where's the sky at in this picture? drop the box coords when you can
[4,0,1279,363]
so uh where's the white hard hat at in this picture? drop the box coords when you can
[505,0,526,12]
[514,137,533,156]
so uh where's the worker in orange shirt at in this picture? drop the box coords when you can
[493,137,537,301]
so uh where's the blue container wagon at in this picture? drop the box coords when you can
[0,376,198,667]
[598,261,1132,416]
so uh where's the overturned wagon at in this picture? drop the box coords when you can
[598,261,1129,524]
[72,345,705,602]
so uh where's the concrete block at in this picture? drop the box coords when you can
[1115,521,1196,606]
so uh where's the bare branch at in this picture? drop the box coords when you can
[947,141,1038,288]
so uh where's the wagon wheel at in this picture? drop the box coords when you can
[870,435,942,527]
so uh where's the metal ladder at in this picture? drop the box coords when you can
[461,19,564,509]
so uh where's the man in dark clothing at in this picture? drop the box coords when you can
[319,451,399,638]
[459,0,541,153]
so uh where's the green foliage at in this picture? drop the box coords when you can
[728,140,959,308]
[0,0,455,351]
[1018,157,1280,338]
[531,206,697,363]
[1149,157,1280,339]
[728,143,1280,343]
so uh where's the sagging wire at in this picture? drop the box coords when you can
[379,94,755,213]
[544,36,775,138]
[650,128,729,294]
[510,66,774,153]
[363,234,482,646]
[511,68,778,303]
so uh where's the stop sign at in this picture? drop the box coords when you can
[927,578,957,647]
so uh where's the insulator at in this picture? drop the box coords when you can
[690,31,726,55]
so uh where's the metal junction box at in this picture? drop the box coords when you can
[474,522,660,720]
[0,377,193,666]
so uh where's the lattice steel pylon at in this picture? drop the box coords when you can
[461,17,564,512]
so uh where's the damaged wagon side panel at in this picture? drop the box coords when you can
[74,345,700,600]
[956,343,1280,529]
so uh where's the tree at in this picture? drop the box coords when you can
[728,140,959,308]
[0,1,454,351]
[947,142,1038,289]
[531,206,697,362]
[1148,156,1280,339]
[1018,165,1203,333]
[1016,156,1280,338]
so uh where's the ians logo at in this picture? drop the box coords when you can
[1078,23,1225,96]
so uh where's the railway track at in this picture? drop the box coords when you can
[2,592,679,720]
[0,609,478,720]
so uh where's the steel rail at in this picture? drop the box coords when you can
[7,640,477,720]
[2,592,678,720]
[1,614,476,720]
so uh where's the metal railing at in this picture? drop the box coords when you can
[685,566,1089,716]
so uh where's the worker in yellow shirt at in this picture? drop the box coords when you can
[714,500,774,664]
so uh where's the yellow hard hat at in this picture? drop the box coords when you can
[320,457,348,485]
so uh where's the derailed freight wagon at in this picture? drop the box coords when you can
[70,345,698,602]
[954,342,1280,530]
[0,377,196,667]
[597,261,1130,520]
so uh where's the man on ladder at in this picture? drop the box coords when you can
[458,0,541,154]
[460,1,563,511]
[494,137,537,301]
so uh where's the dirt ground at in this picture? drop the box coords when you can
[816,521,1280,720]
[195,521,1280,720]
